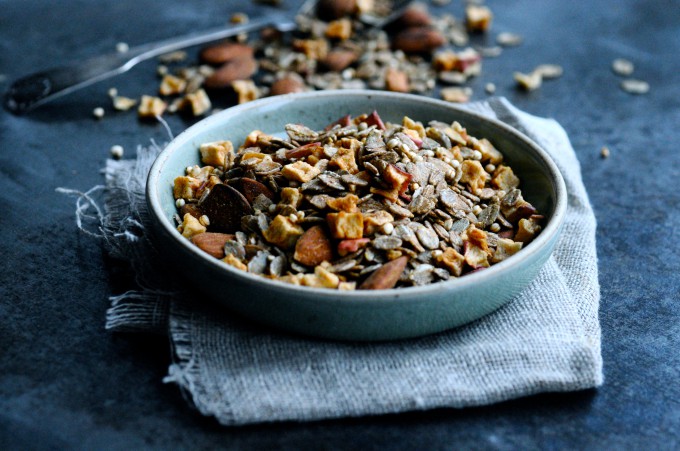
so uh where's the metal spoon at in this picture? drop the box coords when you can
[4,0,412,115]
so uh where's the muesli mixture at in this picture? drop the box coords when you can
[106,0,523,119]
[173,111,543,290]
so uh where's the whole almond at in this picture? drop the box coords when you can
[391,27,445,54]
[204,56,258,89]
[294,225,334,267]
[317,0,356,21]
[385,67,409,93]
[359,256,408,290]
[270,75,306,96]
[397,5,432,27]
[260,26,282,42]
[191,232,235,258]
[200,43,254,65]
[321,49,358,72]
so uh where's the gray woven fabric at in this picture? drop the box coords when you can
[88,98,602,425]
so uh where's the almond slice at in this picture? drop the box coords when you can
[199,184,252,233]
[359,256,408,290]
[191,232,235,258]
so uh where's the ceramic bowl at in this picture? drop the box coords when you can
[146,90,567,341]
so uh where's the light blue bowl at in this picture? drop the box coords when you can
[146,90,567,341]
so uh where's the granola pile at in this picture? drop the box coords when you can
[173,111,543,290]
[104,0,509,119]
[100,0,651,127]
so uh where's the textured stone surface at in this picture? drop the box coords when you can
[1,0,679,448]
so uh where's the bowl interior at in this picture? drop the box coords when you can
[153,91,559,235]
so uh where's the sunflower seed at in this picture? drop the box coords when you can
[387,202,414,218]
[612,58,634,76]
[410,264,436,285]
[373,235,403,250]
[415,226,440,250]
[359,263,383,276]
[440,188,471,213]
[224,240,247,259]
[433,268,451,280]
[269,255,286,276]
[432,222,450,241]
[450,218,470,234]
[285,124,319,142]
[328,258,357,273]
[318,172,346,190]
[248,250,269,274]
[341,173,370,187]
[477,203,500,227]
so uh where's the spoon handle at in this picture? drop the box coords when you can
[3,17,289,115]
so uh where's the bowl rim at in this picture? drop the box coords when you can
[146,89,567,303]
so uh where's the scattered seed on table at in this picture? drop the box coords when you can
[110,145,124,159]
[497,32,523,47]
[620,79,649,95]
[534,64,563,80]
[612,58,634,76]
[600,146,610,159]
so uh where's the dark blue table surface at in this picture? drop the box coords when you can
[1,0,679,449]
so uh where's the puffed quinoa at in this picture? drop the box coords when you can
[600,146,610,159]
[110,144,124,159]
[173,112,543,290]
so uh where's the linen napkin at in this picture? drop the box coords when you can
[71,97,602,425]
